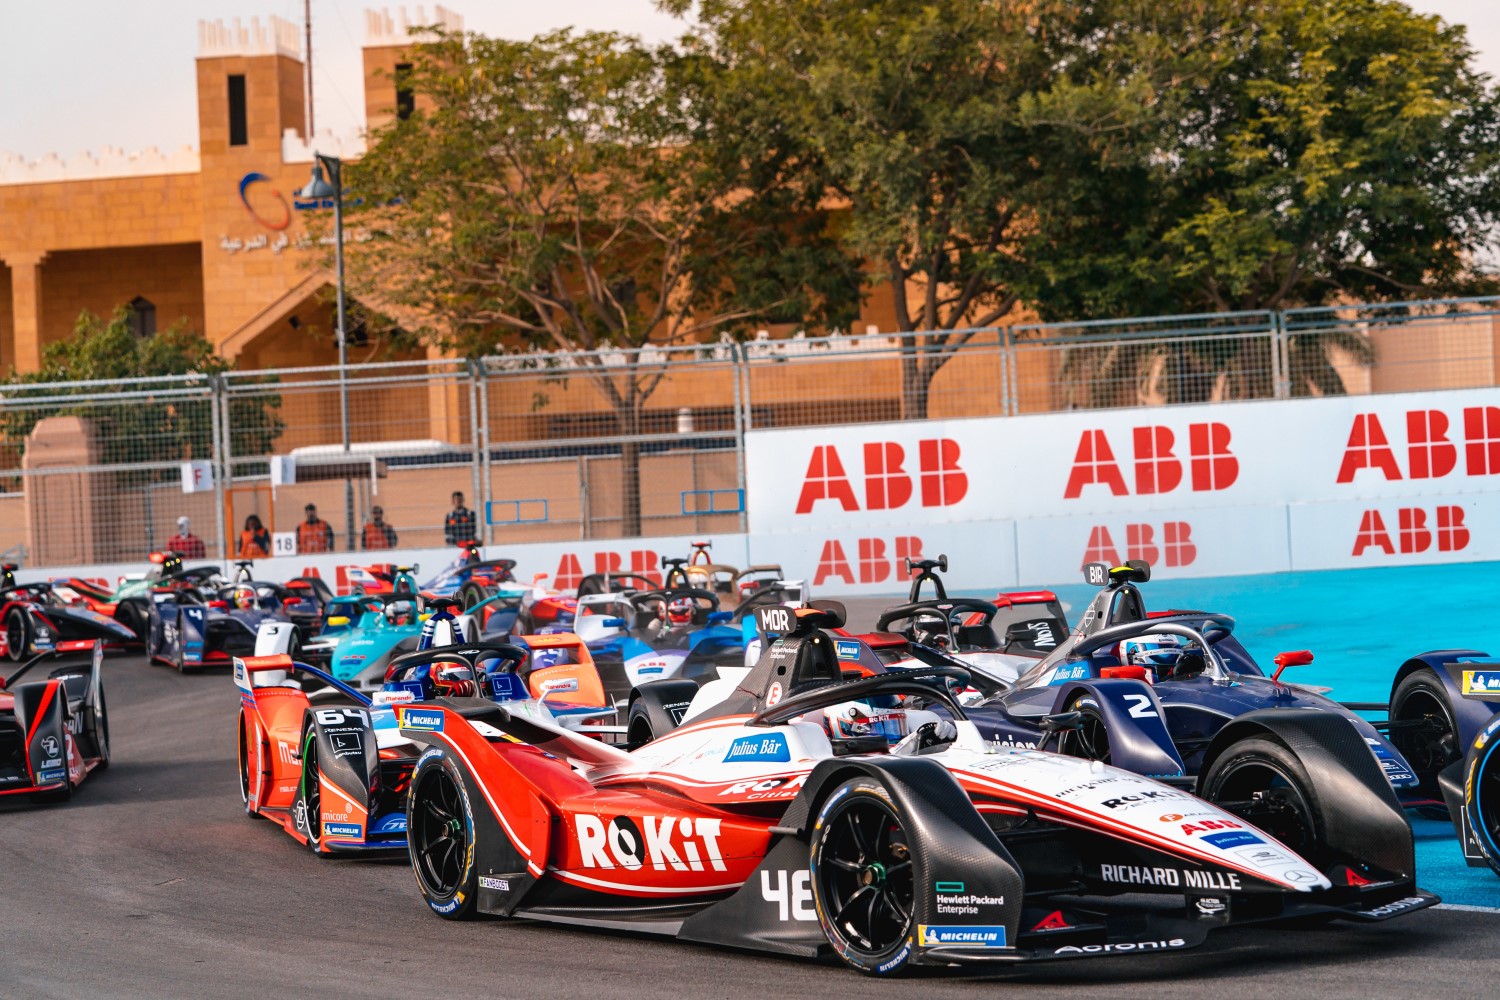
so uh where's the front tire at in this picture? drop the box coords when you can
[298,728,323,851]
[4,608,29,662]
[1201,737,1326,869]
[626,699,656,746]
[1390,669,1459,807]
[1060,695,1112,764]
[408,752,479,919]
[809,777,915,976]
[1465,720,1500,878]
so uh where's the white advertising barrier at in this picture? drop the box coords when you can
[20,534,754,596]
[747,520,1020,596]
[745,386,1500,580]
[747,386,1500,525]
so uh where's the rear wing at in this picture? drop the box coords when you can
[232,654,372,706]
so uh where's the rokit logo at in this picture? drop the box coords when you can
[761,869,815,921]
[719,775,808,801]
[576,814,727,872]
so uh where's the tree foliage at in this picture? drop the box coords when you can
[0,307,282,471]
[342,28,858,533]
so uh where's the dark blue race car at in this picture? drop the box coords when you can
[148,580,325,671]
[1386,645,1500,876]
[889,562,1423,868]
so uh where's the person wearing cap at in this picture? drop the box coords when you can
[362,505,398,550]
[297,503,335,554]
[166,516,206,559]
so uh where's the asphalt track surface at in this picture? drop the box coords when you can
[4,598,1499,999]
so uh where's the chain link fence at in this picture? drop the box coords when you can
[4,293,1499,568]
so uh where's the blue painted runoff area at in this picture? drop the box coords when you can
[1002,561,1500,909]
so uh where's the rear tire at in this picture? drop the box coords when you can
[408,752,480,919]
[1390,669,1459,809]
[809,777,915,975]
[1201,737,1327,870]
[93,685,110,770]
[4,607,29,662]
[115,600,147,647]
[626,699,656,745]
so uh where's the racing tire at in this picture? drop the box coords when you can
[408,752,480,919]
[93,684,110,770]
[1464,719,1500,878]
[809,777,916,976]
[1390,669,1460,812]
[286,629,303,664]
[458,584,488,613]
[172,625,188,673]
[115,600,147,647]
[4,607,28,662]
[298,728,325,852]
[1061,695,1112,765]
[625,699,656,746]
[30,718,74,805]
[238,712,265,818]
[1200,737,1328,870]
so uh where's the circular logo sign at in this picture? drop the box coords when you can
[766,681,783,706]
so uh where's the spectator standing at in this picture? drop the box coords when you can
[444,491,477,545]
[297,503,334,554]
[166,515,206,559]
[238,514,271,558]
[362,506,398,550]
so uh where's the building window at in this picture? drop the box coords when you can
[128,297,157,339]
[395,63,415,121]
[228,74,248,146]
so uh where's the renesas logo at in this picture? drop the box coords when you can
[576,814,727,872]
[1064,424,1237,499]
[795,439,967,514]
[724,733,791,763]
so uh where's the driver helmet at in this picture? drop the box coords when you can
[910,612,949,649]
[1122,633,1200,679]
[160,553,184,577]
[663,596,695,627]
[431,661,477,699]
[384,600,413,626]
[232,585,256,611]
[822,702,909,744]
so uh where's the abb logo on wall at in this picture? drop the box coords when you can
[553,551,664,591]
[1064,424,1238,499]
[795,440,966,514]
[1337,407,1500,483]
[1080,522,1198,569]
[812,536,926,586]
[1351,506,1470,556]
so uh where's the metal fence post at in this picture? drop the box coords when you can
[466,359,485,546]
[731,342,748,532]
[473,358,493,546]
[997,326,1011,417]
[1272,311,1291,399]
[738,340,754,432]
[211,375,228,564]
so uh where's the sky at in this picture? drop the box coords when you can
[0,1,1496,160]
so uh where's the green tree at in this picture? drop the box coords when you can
[667,0,1075,418]
[1014,0,1500,401]
[341,29,856,536]
[1,306,282,471]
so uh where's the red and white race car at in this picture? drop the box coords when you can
[395,602,1435,974]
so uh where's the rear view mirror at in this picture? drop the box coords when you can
[603,617,626,629]
[327,615,349,626]
[707,610,733,624]
[1272,649,1313,682]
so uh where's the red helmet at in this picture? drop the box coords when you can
[431,662,476,699]
[233,585,256,611]
[664,597,695,627]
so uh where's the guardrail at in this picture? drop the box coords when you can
[4,292,1499,569]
